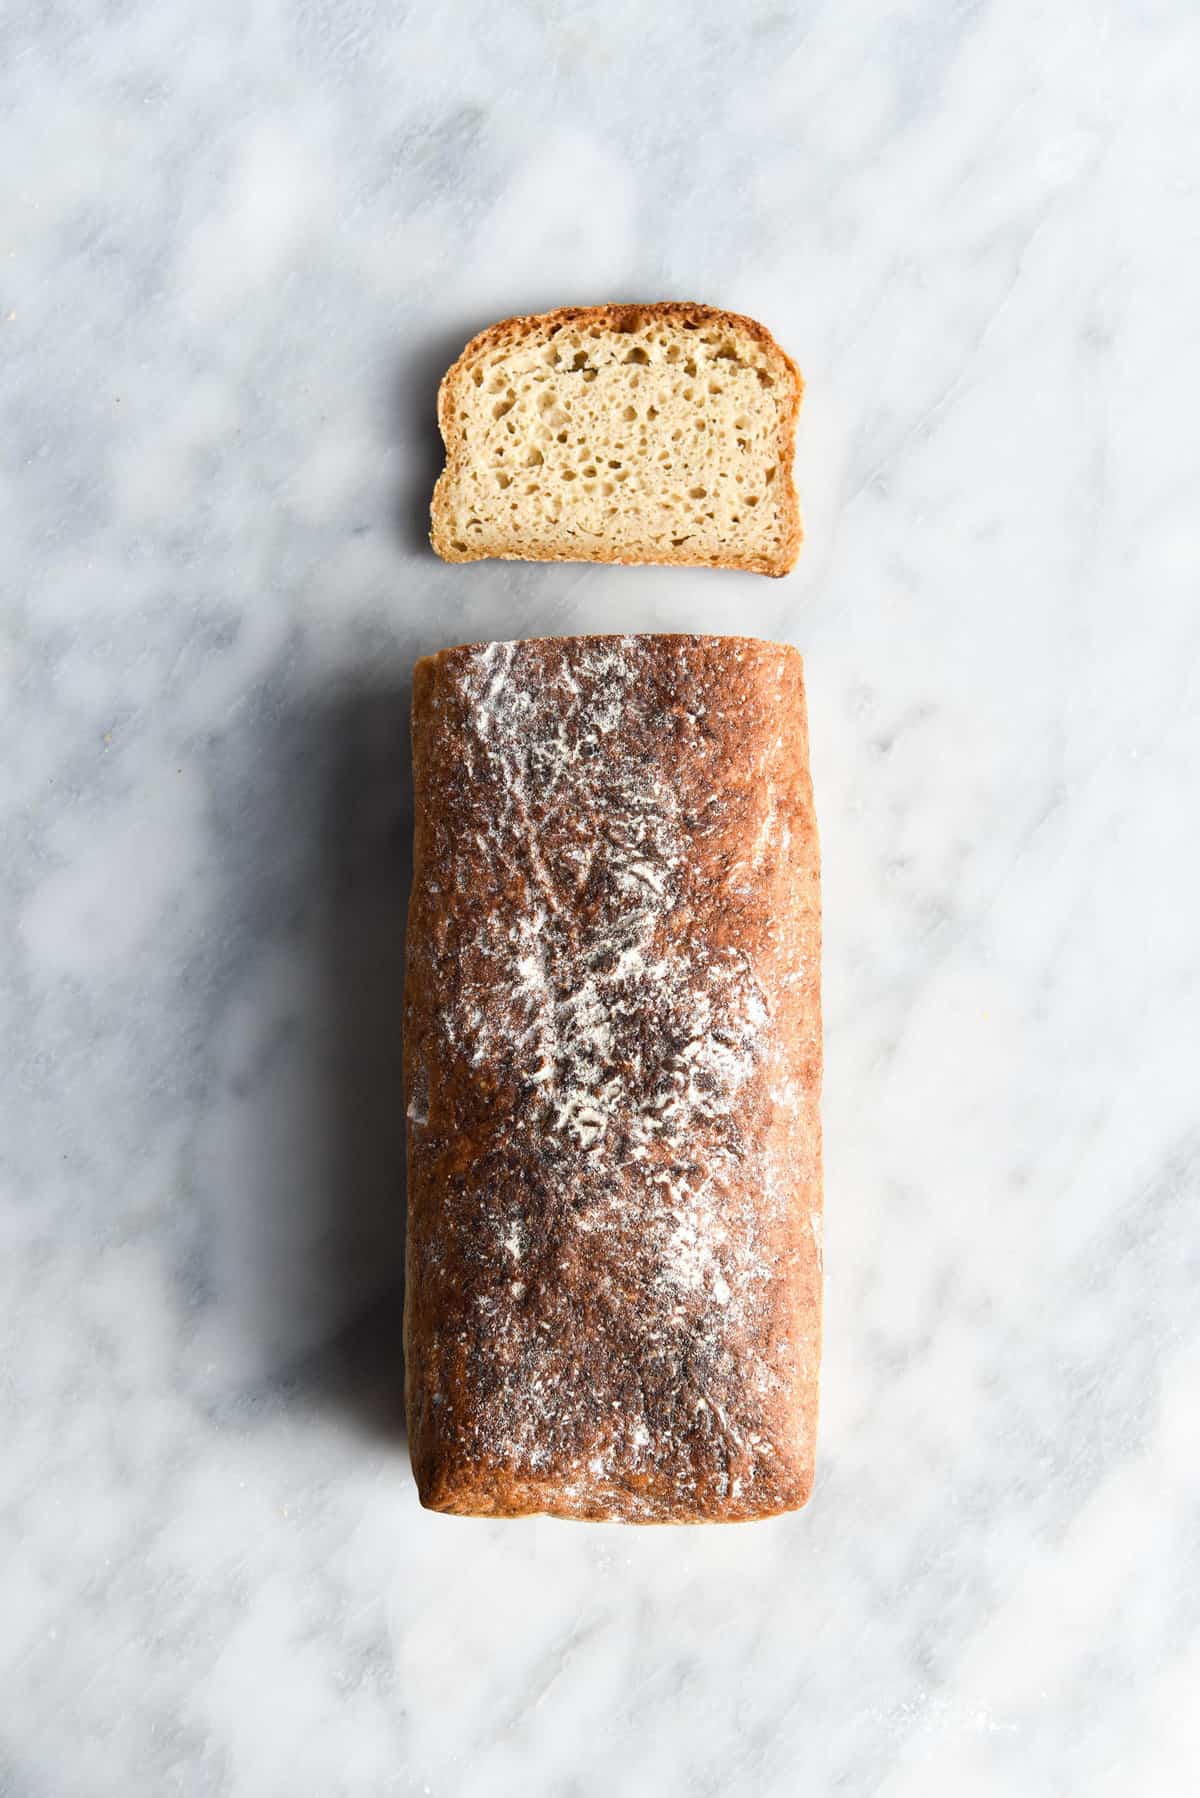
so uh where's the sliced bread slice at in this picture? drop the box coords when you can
[429,304,803,578]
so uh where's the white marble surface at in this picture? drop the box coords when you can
[3,0,1199,1791]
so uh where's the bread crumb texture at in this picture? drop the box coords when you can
[430,304,803,577]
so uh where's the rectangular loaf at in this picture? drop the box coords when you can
[403,634,822,1522]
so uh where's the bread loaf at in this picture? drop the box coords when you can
[429,305,803,577]
[404,634,822,1522]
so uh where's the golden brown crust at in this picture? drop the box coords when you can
[429,304,804,578]
[403,634,822,1522]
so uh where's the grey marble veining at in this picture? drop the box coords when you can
[3,1,1199,1792]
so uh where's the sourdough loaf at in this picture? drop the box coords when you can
[429,305,803,577]
[404,634,822,1521]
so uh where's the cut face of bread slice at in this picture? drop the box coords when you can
[430,304,803,577]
